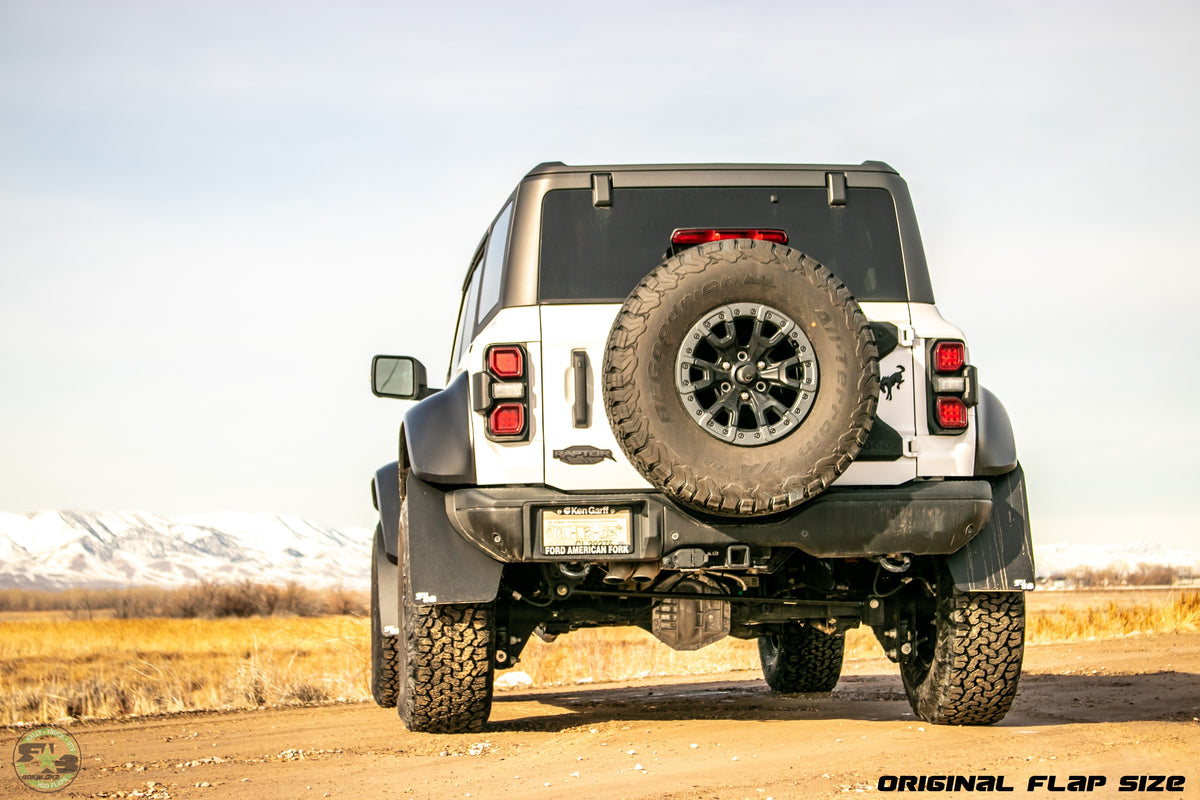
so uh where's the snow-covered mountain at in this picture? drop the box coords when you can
[0,511,372,591]
[1035,539,1200,579]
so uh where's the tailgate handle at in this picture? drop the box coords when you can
[571,349,590,428]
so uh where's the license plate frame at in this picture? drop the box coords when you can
[539,505,634,557]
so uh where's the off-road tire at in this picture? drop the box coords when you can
[369,525,398,708]
[899,563,1025,725]
[759,625,845,693]
[604,238,879,517]
[397,498,495,733]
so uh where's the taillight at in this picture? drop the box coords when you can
[487,345,524,379]
[670,228,788,246]
[932,341,965,373]
[474,344,530,441]
[935,397,968,429]
[927,339,975,434]
[488,403,525,437]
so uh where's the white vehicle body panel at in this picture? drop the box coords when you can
[466,306,547,487]
[909,303,976,476]
[472,302,968,492]
[836,301,917,486]
[539,304,653,491]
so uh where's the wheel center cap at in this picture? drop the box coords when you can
[674,301,819,446]
[734,363,758,384]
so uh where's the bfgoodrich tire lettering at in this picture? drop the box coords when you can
[899,562,1025,725]
[397,497,496,733]
[603,238,879,517]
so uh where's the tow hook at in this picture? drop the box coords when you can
[877,553,911,573]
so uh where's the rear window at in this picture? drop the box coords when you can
[538,186,907,302]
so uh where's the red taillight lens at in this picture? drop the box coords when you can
[671,228,788,246]
[487,345,524,379]
[936,397,968,429]
[487,403,525,436]
[933,341,966,373]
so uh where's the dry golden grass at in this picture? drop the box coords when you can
[1,590,1195,725]
[0,617,368,724]
[1026,589,1200,642]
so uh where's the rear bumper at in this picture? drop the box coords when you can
[446,480,992,563]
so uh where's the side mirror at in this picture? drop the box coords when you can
[372,355,431,399]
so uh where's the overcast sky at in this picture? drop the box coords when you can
[2,1,1198,550]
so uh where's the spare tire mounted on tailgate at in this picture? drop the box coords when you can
[603,238,880,517]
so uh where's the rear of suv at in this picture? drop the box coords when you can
[368,161,1034,733]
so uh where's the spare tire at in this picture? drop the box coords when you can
[603,238,878,517]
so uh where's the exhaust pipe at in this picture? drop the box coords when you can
[603,563,636,584]
[630,561,661,585]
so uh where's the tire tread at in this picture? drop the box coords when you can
[902,581,1025,725]
[759,625,845,693]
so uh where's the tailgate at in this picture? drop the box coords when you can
[539,305,653,492]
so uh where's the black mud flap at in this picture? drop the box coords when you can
[947,464,1035,591]
[373,522,399,632]
[405,472,504,605]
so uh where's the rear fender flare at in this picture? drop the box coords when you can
[404,371,475,484]
[975,388,1018,476]
[372,461,402,561]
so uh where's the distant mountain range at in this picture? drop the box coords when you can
[0,511,372,591]
[2,511,1198,591]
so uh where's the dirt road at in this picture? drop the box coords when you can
[10,633,1199,800]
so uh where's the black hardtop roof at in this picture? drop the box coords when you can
[525,160,897,177]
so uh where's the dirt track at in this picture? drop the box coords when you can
[12,633,1199,800]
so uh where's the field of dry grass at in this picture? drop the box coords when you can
[0,616,367,724]
[1,589,1197,726]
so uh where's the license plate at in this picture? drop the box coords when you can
[541,505,633,557]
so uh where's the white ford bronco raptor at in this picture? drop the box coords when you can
[368,161,1034,733]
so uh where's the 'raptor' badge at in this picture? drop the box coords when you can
[553,446,616,465]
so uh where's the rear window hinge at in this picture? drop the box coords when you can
[826,172,847,207]
[591,173,612,208]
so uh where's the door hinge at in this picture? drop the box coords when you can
[903,437,919,458]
